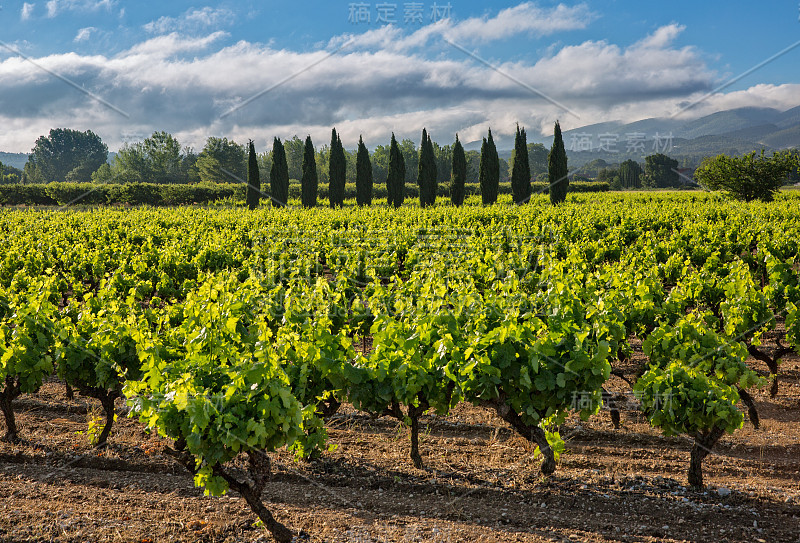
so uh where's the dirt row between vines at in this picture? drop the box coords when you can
[1,355,799,543]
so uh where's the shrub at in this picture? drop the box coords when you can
[694,150,800,202]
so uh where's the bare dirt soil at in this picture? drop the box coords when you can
[1,355,799,543]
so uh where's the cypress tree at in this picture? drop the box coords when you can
[548,121,569,204]
[301,135,318,208]
[511,124,531,204]
[328,128,346,207]
[487,129,499,203]
[417,128,437,207]
[426,132,437,206]
[450,134,466,206]
[246,140,260,210]
[356,135,373,206]
[417,128,427,207]
[619,159,643,189]
[480,129,499,205]
[270,137,289,207]
[387,133,405,208]
[479,137,489,205]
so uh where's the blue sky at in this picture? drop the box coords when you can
[1,1,799,151]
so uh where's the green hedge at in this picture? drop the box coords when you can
[0,184,54,206]
[0,180,608,207]
[0,183,245,207]
[288,180,609,201]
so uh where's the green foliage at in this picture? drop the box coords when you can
[328,128,346,208]
[196,137,246,184]
[301,136,318,208]
[0,277,61,440]
[643,153,679,188]
[642,313,764,390]
[55,289,140,387]
[634,362,744,437]
[527,143,549,178]
[548,121,569,204]
[26,128,108,184]
[511,125,531,204]
[111,132,198,185]
[618,159,643,189]
[694,150,800,202]
[0,161,23,185]
[355,136,373,206]
[125,276,309,496]
[246,141,260,210]
[479,129,499,205]
[387,134,405,208]
[3,191,800,490]
[416,128,438,207]
[534,426,565,461]
[450,135,467,206]
[270,138,289,207]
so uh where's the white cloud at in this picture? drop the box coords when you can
[74,27,96,42]
[46,0,115,18]
[445,2,596,43]
[636,23,685,49]
[331,2,596,51]
[21,3,35,20]
[0,15,797,153]
[143,7,236,35]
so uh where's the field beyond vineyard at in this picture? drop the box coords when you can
[1,193,800,542]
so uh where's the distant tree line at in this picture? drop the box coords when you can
[20,123,723,208]
[0,161,23,184]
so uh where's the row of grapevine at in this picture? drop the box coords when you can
[1,192,799,540]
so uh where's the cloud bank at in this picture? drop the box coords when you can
[0,3,797,152]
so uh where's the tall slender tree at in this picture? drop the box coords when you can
[618,159,643,189]
[301,135,318,208]
[548,121,569,204]
[417,128,438,207]
[511,124,531,204]
[387,133,405,208]
[246,140,260,210]
[328,128,346,207]
[478,137,489,205]
[479,129,499,205]
[450,134,466,206]
[356,136,373,206]
[426,132,437,206]
[270,137,289,207]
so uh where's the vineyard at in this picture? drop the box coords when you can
[1,192,800,542]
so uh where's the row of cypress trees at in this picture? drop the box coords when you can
[244,121,569,209]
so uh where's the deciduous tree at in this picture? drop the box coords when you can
[694,150,799,202]
[26,128,107,183]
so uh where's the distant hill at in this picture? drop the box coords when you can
[677,107,785,139]
[0,152,28,170]
[465,106,800,165]
[560,106,798,143]
[552,106,800,168]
